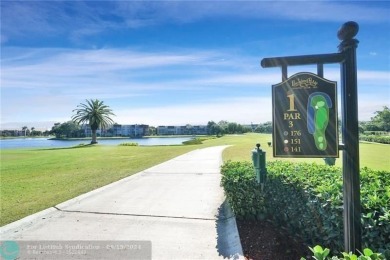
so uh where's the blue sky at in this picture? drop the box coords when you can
[1,1,389,130]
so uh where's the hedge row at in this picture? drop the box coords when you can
[220,161,390,257]
[118,142,139,146]
[359,135,390,144]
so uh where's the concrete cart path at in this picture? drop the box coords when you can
[0,146,243,259]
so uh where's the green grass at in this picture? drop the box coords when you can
[1,133,388,226]
[0,145,196,226]
[204,133,389,170]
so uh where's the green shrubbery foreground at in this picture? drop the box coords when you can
[303,245,385,260]
[221,160,390,258]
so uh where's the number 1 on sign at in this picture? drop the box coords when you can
[287,94,297,111]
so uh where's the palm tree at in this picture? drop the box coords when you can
[72,99,115,144]
[22,126,28,137]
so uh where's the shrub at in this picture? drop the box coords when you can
[265,161,344,251]
[301,245,385,260]
[182,137,214,145]
[118,142,138,146]
[360,135,390,144]
[220,161,390,257]
[182,138,203,145]
[220,161,266,220]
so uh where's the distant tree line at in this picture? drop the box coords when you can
[4,106,387,139]
[358,106,390,144]
[1,122,85,138]
[206,120,272,136]
[207,120,248,136]
[359,106,390,133]
[0,126,49,137]
[0,122,85,138]
[1,120,273,138]
[253,121,272,134]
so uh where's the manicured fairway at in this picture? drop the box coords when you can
[1,134,388,226]
[214,134,390,170]
[0,145,196,226]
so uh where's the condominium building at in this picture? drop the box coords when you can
[82,124,208,137]
[82,124,149,137]
[157,125,208,135]
[116,124,149,137]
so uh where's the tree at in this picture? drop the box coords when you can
[207,121,217,135]
[214,124,224,137]
[50,123,61,138]
[50,121,84,138]
[72,99,115,144]
[30,127,42,137]
[22,126,28,136]
[185,124,193,135]
[255,121,272,133]
[207,120,251,136]
[227,122,238,134]
[207,121,223,136]
[149,126,157,136]
[371,106,390,132]
[217,120,228,135]
[207,121,222,136]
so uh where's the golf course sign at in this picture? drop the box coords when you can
[272,72,338,158]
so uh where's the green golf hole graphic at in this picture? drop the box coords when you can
[307,92,332,151]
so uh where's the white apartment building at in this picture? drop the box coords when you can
[83,124,149,137]
[157,125,208,135]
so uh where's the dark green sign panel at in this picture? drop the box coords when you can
[272,72,338,158]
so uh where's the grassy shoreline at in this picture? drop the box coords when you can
[0,136,51,140]
[48,136,131,141]
[48,135,197,140]
[1,135,196,140]
[1,133,389,226]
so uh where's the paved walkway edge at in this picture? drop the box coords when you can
[1,171,143,235]
[1,146,244,259]
[217,200,244,259]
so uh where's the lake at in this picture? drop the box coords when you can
[0,137,192,149]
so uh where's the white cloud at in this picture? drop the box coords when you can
[194,73,280,86]
[114,96,273,126]
[114,1,390,24]
[75,93,389,127]
[1,48,228,98]
[2,1,388,44]
[357,70,390,81]
[1,47,388,128]
[358,95,390,121]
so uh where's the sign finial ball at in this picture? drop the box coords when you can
[337,21,359,41]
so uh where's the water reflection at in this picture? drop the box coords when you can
[0,137,192,149]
